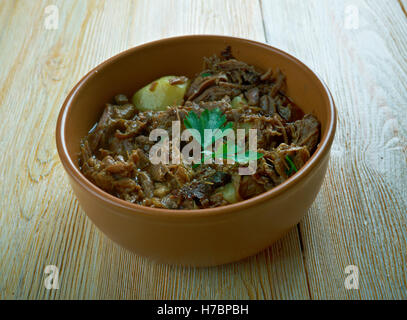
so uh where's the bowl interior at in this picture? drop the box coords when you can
[62,36,332,186]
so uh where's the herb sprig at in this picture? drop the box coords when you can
[201,72,212,78]
[183,108,264,166]
[285,155,298,176]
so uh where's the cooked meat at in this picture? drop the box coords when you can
[245,87,260,106]
[259,95,276,114]
[186,73,228,101]
[148,164,168,182]
[114,94,129,105]
[239,176,266,199]
[269,68,286,97]
[112,104,137,119]
[287,114,320,153]
[260,68,273,81]
[138,171,154,198]
[79,49,321,209]
[192,86,240,103]
[178,171,231,207]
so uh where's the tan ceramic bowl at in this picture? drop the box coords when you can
[56,35,336,267]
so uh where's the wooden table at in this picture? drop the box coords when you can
[0,0,406,300]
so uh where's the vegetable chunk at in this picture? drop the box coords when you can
[132,76,190,111]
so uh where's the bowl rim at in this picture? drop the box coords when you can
[56,34,337,219]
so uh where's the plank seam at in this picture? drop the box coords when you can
[258,0,269,43]
[296,224,312,300]
[259,0,312,299]
[397,0,407,18]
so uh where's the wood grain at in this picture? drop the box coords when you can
[261,0,407,299]
[0,0,405,300]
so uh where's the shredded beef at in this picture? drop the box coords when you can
[79,48,321,209]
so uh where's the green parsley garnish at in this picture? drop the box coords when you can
[184,108,233,148]
[183,108,264,166]
[201,72,212,78]
[285,155,298,176]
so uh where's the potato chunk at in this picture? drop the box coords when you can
[231,94,248,109]
[217,182,238,204]
[132,76,190,111]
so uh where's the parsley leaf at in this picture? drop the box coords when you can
[201,72,212,77]
[183,110,202,144]
[184,109,264,166]
[214,143,263,164]
[234,150,264,164]
[184,108,232,148]
[285,155,298,176]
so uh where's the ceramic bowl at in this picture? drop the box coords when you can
[56,35,336,266]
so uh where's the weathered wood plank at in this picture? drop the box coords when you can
[0,0,310,300]
[261,0,407,299]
